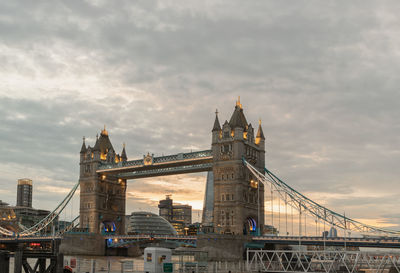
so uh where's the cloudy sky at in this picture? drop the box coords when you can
[1,0,400,231]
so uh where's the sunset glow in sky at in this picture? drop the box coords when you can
[1,1,400,230]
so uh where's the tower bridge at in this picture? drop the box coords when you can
[78,98,265,235]
[2,98,400,263]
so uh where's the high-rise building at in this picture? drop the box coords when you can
[158,195,192,235]
[202,171,214,225]
[172,204,192,226]
[158,195,173,222]
[17,179,32,208]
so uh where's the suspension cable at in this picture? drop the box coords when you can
[242,157,400,236]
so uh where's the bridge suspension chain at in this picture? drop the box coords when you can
[0,226,14,236]
[18,181,80,236]
[243,158,400,236]
[56,215,80,236]
[0,181,81,237]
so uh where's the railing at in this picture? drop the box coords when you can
[246,249,400,273]
[63,256,247,273]
[98,150,212,170]
[118,163,212,178]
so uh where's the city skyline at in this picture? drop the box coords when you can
[1,1,400,230]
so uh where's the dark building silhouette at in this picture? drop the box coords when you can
[17,179,32,208]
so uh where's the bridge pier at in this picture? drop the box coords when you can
[0,251,10,273]
[14,244,23,273]
[38,258,46,273]
[197,234,252,261]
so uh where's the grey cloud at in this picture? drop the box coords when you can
[0,0,400,229]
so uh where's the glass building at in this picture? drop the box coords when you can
[202,171,214,225]
[127,211,177,236]
[17,178,32,208]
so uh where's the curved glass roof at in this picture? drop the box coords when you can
[127,211,177,236]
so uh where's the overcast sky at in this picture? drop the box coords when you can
[0,0,400,231]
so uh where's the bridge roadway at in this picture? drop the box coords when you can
[254,236,400,248]
[0,236,62,243]
[105,235,400,249]
[97,150,213,179]
[3,234,400,249]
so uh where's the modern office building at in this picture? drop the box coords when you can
[202,171,214,226]
[126,211,177,235]
[158,195,192,225]
[13,207,51,228]
[158,195,192,235]
[158,195,173,222]
[0,179,51,230]
[172,204,192,226]
[17,178,33,208]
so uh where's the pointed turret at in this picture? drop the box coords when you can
[121,143,127,161]
[229,97,248,129]
[255,119,265,144]
[93,134,100,151]
[101,125,108,136]
[80,137,87,154]
[212,109,221,132]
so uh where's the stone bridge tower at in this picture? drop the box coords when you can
[212,99,265,235]
[79,127,127,234]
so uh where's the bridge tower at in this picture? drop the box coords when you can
[79,127,127,234]
[211,99,265,235]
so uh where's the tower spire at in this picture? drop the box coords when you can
[212,109,221,132]
[121,143,127,161]
[255,119,265,144]
[101,125,108,136]
[80,136,87,153]
[236,96,242,109]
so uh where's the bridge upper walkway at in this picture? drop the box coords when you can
[97,150,213,179]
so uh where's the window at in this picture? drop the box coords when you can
[222,194,225,201]
[224,131,230,138]
[226,194,230,201]
[223,145,230,153]
[231,194,234,201]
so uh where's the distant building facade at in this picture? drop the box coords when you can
[158,195,173,222]
[17,179,32,208]
[201,171,214,227]
[13,207,50,228]
[0,179,51,230]
[158,195,192,235]
[172,204,192,225]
